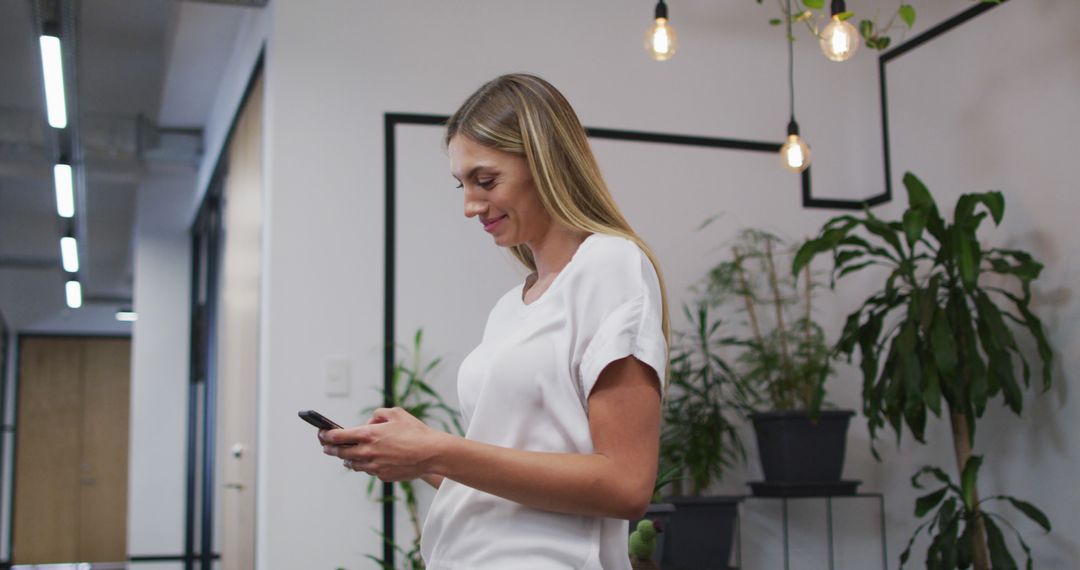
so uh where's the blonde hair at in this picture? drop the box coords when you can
[446,73,672,391]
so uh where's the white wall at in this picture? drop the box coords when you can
[126,161,195,569]
[235,0,1079,568]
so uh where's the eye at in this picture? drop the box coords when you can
[478,179,495,189]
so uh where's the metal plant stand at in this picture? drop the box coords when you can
[736,483,888,570]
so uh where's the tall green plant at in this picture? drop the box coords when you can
[660,303,755,496]
[793,172,1053,569]
[363,329,464,570]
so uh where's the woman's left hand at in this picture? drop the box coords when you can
[320,407,443,482]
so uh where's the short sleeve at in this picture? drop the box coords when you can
[577,240,667,401]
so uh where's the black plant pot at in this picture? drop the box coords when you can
[631,503,675,564]
[750,409,855,483]
[659,496,741,570]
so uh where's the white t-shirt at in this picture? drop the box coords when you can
[421,232,667,570]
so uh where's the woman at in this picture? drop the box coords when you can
[320,73,672,569]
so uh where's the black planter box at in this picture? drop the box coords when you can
[750,410,855,483]
[660,496,742,570]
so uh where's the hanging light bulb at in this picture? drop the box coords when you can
[645,1,677,61]
[819,0,859,62]
[780,0,811,173]
[780,120,811,172]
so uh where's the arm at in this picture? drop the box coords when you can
[420,473,444,489]
[432,355,660,519]
[323,355,661,520]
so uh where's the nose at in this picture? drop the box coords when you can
[464,191,486,219]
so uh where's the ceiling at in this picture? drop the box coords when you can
[0,0,251,334]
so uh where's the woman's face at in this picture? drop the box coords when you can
[449,134,551,248]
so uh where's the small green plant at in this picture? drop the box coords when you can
[660,302,755,496]
[758,0,918,50]
[901,455,1050,569]
[629,519,660,560]
[363,328,464,570]
[757,0,1005,52]
[703,228,832,413]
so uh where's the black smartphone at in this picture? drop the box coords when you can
[298,409,343,431]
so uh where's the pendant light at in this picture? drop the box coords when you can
[820,0,860,62]
[645,1,677,61]
[780,0,811,173]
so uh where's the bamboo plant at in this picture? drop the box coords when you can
[792,172,1053,569]
[704,229,833,413]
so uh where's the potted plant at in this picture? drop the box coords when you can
[792,172,1053,569]
[362,329,464,570]
[629,519,663,570]
[658,302,752,569]
[703,229,855,492]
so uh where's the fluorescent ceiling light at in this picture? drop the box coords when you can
[54,163,74,217]
[115,310,138,322]
[60,236,79,272]
[39,35,67,129]
[65,280,82,309]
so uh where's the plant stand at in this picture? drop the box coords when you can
[738,487,888,570]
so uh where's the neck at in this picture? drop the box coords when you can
[527,227,590,279]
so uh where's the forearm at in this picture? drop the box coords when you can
[428,433,651,520]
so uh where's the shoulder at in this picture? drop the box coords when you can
[572,233,660,302]
[582,233,657,283]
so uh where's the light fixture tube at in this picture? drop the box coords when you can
[60,236,79,272]
[115,310,138,322]
[65,280,82,309]
[39,35,68,129]
[54,163,74,217]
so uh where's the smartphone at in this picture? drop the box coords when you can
[298,409,343,431]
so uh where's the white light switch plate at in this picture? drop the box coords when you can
[325,358,351,397]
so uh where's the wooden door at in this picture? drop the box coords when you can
[13,336,130,563]
[218,73,263,570]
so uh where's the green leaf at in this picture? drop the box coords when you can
[1006,497,1052,532]
[912,465,960,494]
[984,516,1019,570]
[859,19,874,39]
[902,172,933,209]
[863,215,905,259]
[902,208,927,249]
[954,230,979,288]
[960,455,982,509]
[802,0,825,9]
[915,487,949,517]
[923,364,942,416]
[769,18,783,25]
[930,308,957,375]
[837,11,855,20]
[899,4,916,27]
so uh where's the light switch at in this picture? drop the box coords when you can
[325,358,351,397]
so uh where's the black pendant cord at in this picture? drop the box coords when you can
[786,0,796,124]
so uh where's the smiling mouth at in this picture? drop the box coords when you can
[483,215,507,230]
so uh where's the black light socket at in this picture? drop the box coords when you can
[831,0,846,17]
[787,119,800,137]
[655,0,668,20]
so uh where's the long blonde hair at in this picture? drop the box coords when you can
[446,73,672,391]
